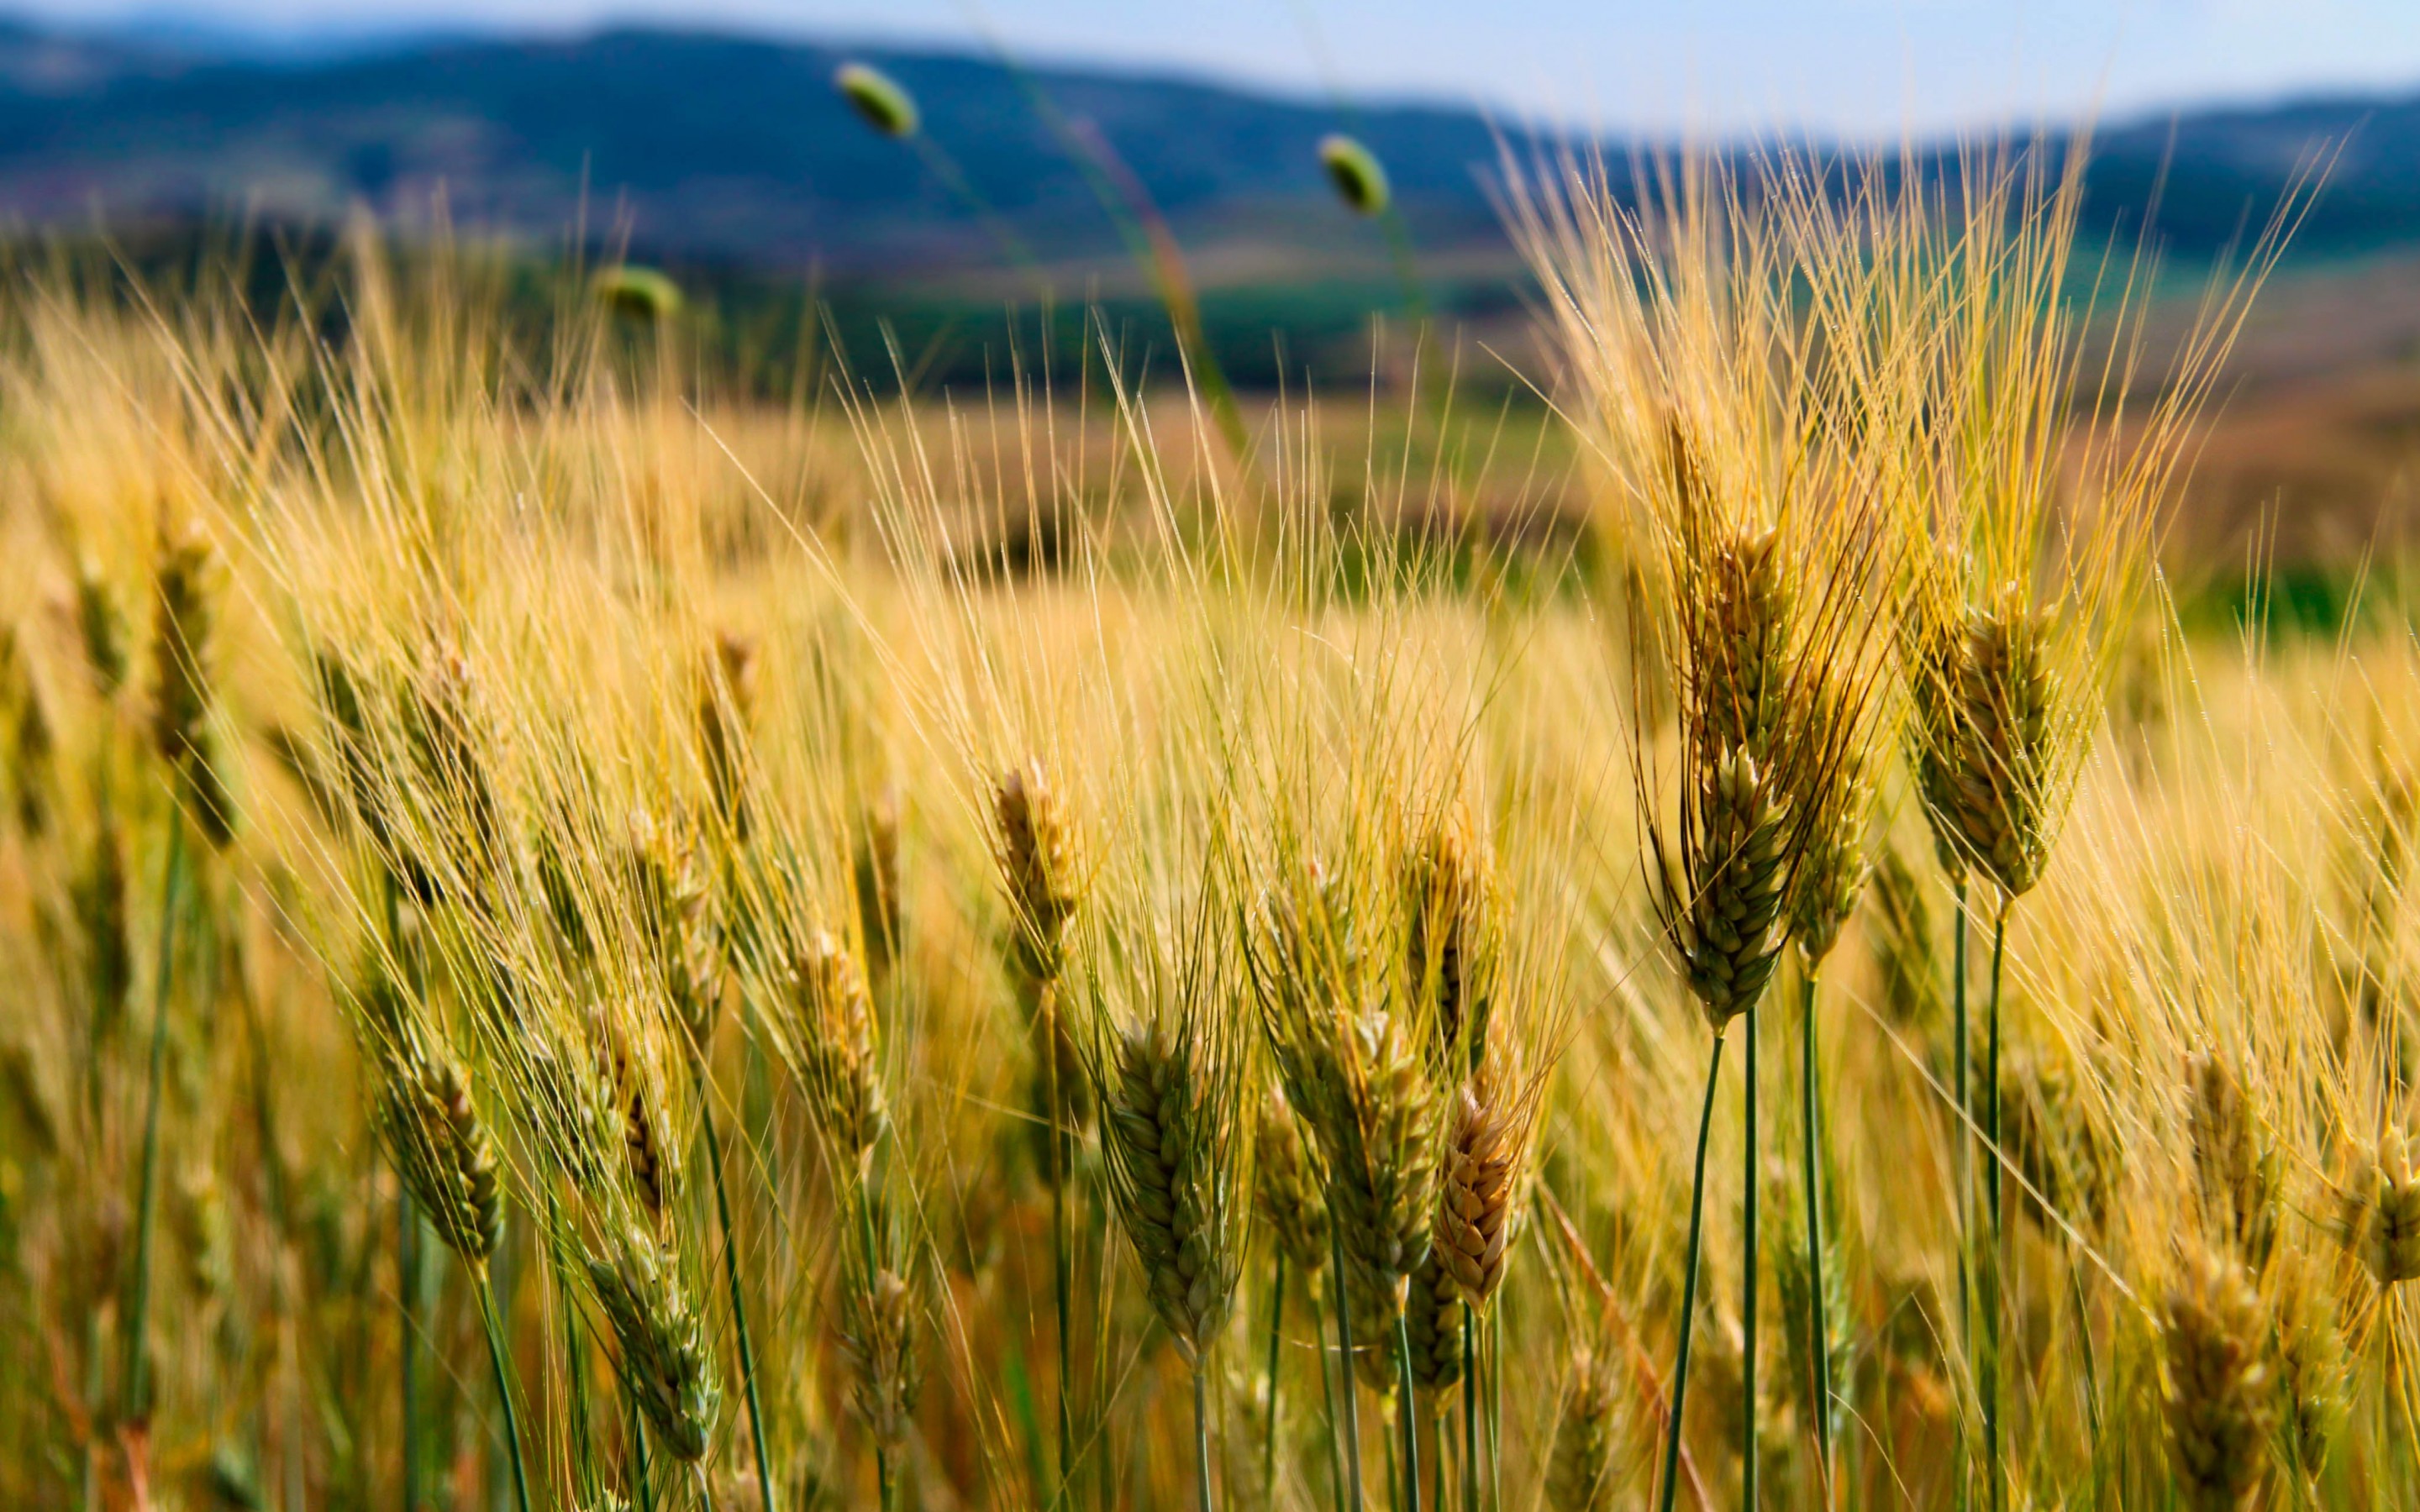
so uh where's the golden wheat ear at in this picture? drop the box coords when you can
[2161,1242,2275,1512]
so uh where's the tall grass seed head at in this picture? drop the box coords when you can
[1318,134,1391,218]
[836,62,919,138]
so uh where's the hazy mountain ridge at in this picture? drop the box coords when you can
[0,18,2409,276]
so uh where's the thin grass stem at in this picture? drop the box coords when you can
[1658,1033,1728,1512]
[1265,1257,1286,1498]
[475,1272,532,1512]
[1331,1228,1365,1510]
[1196,1366,1218,1512]
[400,1190,418,1512]
[701,1097,777,1512]
[1744,1010,1760,1511]
[1397,1308,1422,1512]
[1984,905,2008,1512]
[1801,965,1834,1505]
[121,812,188,1427]
[1460,1311,1477,1512]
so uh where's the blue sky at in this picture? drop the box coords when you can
[17,1,2420,137]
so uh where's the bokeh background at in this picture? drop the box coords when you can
[3,3,2419,590]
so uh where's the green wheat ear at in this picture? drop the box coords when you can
[837,62,920,139]
[1318,134,1391,217]
[592,265,682,322]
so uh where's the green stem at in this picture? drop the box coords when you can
[1264,1257,1287,1498]
[1460,1311,1477,1512]
[1196,1366,1218,1512]
[1315,1273,1349,1512]
[476,1273,532,1512]
[1331,1230,1365,1510]
[629,1394,655,1512]
[1658,1033,1728,1512]
[702,1098,777,1512]
[122,813,188,1425]
[1951,875,1970,1512]
[1801,964,1834,1504]
[1040,979,1076,1510]
[1985,906,2008,1512]
[1744,1008,1760,1511]
[401,1191,418,1512]
[1396,1309,1422,1512]
[1428,1399,1446,1512]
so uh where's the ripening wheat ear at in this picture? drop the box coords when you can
[2162,1243,2275,1512]
[1544,1347,1622,1512]
[787,927,888,1173]
[372,1024,504,1268]
[587,1221,722,1463]
[2336,1119,2420,1285]
[628,808,723,1053]
[1402,812,1500,1076]
[2187,1055,2280,1268]
[150,522,235,848]
[696,629,758,840]
[839,1261,922,1456]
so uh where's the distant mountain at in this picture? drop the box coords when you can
[0,19,2409,278]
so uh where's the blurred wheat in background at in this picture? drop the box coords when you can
[4,129,2420,1512]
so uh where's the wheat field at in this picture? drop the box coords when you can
[0,148,2414,1512]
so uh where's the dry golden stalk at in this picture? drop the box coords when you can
[1255,1090,1329,1278]
[1097,1016,1244,1365]
[839,1266,921,1451]
[372,1032,503,1267]
[587,1223,721,1462]
[2162,1243,2275,1512]
[1944,584,2056,898]
[1402,818,1499,1072]
[150,523,234,848]
[1433,1080,1518,1309]
[2187,1055,2279,1268]
[2270,1254,2346,1484]
[697,629,758,838]
[2336,1121,2420,1285]
[1659,747,1792,1028]
[1544,1348,1621,1512]
[788,929,886,1172]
